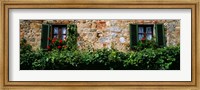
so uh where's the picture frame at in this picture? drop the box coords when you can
[0,0,199,90]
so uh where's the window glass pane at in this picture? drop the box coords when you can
[147,34,152,40]
[62,27,67,34]
[53,35,58,38]
[138,27,144,33]
[146,27,152,33]
[62,35,66,40]
[138,34,143,40]
[54,27,58,34]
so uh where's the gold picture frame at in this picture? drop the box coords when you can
[0,0,199,90]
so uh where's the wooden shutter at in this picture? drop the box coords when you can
[155,24,165,46]
[41,24,50,49]
[129,24,138,49]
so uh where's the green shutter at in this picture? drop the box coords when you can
[129,24,138,50]
[155,24,165,46]
[41,24,50,49]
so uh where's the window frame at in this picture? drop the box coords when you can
[41,24,68,50]
[138,24,154,41]
[51,24,68,40]
[130,23,165,50]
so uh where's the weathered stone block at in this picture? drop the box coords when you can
[91,22,97,29]
[108,26,122,32]
[62,20,70,24]
[96,21,106,30]
[119,37,126,43]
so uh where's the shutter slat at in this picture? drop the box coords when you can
[156,24,165,46]
[41,24,50,49]
[130,24,138,50]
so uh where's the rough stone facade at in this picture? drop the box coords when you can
[20,20,180,51]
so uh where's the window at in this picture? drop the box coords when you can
[138,25,153,41]
[130,24,165,49]
[41,24,67,49]
[52,25,67,40]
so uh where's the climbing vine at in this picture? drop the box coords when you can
[66,24,78,51]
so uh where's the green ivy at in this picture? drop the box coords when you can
[66,24,78,51]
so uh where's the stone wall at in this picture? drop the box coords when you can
[20,20,180,51]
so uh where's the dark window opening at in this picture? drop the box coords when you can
[138,25,154,41]
[52,25,67,40]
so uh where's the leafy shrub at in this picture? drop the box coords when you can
[20,38,34,70]
[20,38,32,53]
[133,40,160,51]
[20,41,180,70]
[124,46,180,70]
